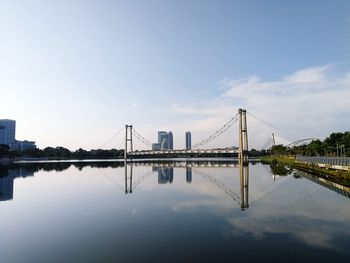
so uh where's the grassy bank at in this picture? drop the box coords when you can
[259,155,350,186]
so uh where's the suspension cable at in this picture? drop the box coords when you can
[191,113,239,149]
[98,127,125,149]
[247,112,295,143]
[132,112,239,151]
[132,128,162,150]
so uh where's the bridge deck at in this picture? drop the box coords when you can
[129,148,238,155]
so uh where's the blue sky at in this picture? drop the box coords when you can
[1,0,349,150]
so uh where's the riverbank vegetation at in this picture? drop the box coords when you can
[0,144,124,159]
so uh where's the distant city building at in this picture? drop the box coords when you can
[156,131,173,150]
[158,131,168,150]
[0,119,16,145]
[152,143,160,151]
[186,131,191,149]
[168,132,173,150]
[19,140,36,151]
[0,119,36,151]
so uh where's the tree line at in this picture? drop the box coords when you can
[0,145,124,159]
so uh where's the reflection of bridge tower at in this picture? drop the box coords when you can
[124,162,133,194]
[124,125,133,160]
[238,109,248,162]
[239,162,249,210]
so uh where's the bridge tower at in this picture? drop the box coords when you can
[124,125,133,160]
[272,133,276,147]
[238,109,248,161]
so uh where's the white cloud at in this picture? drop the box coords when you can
[170,64,350,149]
[284,64,329,84]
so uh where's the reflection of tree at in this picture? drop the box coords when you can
[41,163,72,172]
[269,160,291,176]
[1,161,124,175]
[73,162,123,171]
[293,173,302,179]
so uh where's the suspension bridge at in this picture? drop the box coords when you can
[123,108,249,160]
[101,108,318,160]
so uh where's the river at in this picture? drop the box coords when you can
[0,160,349,262]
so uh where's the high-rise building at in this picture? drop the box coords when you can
[0,119,36,151]
[168,132,173,150]
[152,143,160,150]
[186,131,191,149]
[0,119,16,145]
[156,131,174,150]
[158,131,168,150]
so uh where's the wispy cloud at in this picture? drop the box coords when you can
[170,64,350,148]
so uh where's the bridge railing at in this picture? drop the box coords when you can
[296,155,350,167]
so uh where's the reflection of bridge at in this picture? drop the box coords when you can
[295,170,350,199]
[132,161,240,168]
[124,161,250,210]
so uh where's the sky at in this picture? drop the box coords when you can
[0,0,349,150]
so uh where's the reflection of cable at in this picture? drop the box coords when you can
[99,127,124,149]
[194,168,241,207]
[132,170,153,190]
[99,169,124,192]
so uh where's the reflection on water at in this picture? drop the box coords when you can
[0,160,350,263]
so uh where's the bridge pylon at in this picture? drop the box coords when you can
[238,109,248,162]
[124,124,133,160]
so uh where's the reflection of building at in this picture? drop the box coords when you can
[186,167,192,183]
[153,167,174,184]
[0,174,14,201]
[156,131,173,150]
[186,131,191,149]
[0,168,34,202]
[0,119,36,151]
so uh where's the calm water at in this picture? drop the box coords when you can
[0,160,350,263]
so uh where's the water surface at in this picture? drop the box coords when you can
[0,160,349,263]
